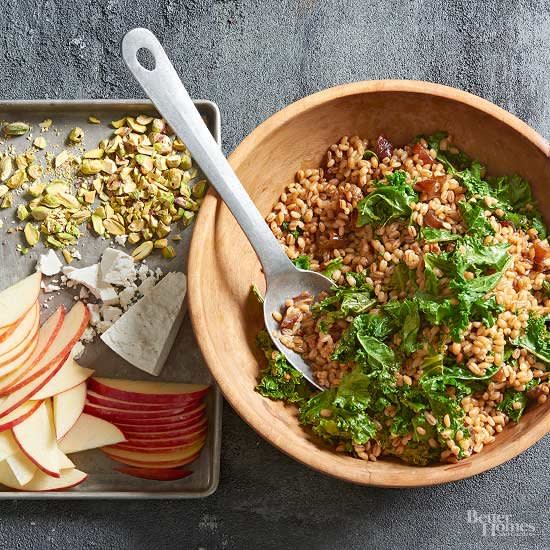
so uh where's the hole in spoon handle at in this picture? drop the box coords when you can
[122,28,169,80]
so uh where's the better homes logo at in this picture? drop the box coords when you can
[467,510,537,537]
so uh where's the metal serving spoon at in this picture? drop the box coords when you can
[122,28,331,390]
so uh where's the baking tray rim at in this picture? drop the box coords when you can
[0,98,222,499]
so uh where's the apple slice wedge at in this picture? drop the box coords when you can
[113,409,206,432]
[0,306,65,392]
[88,378,209,405]
[12,400,60,477]
[121,417,208,440]
[0,303,89,416]
[116,428,208,451]
[58,413,126,453]
[6,451,37,486]
[0,272,41,330]
[102,438,205,463]
[0,461,87,491]
[82,401,197,421]
[56,449,74,469]
[53,382,87,439]
[0,302,39,357]
[34,358,93,400]
[85,391,198,411]
[0,430,18,461]
[0,401,42,431]
[115,467,192,481]
[0,333,39,378]
[0,322,17,344]
[103,451,201,469]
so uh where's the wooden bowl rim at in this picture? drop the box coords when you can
[189,80,550,487]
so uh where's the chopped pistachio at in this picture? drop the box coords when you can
[136,114,154,125]
[94,205,106,219]
[39,119,53,130]
[103,218,125,235]
[0,192,12,208]
[23,223,40,246]
[62,249,73,263]
[161,245,176,259]
[127,232,140,244]
[83,148,104,159]
[46,235,64,249]
[55,150,70,168]
[192,179,208,199]
[83,190,96,204]
[131,240,153,261]
[68,127,84,143]
[91,214,105,235]
[33,136,47,149]
[16,244,29,255]
[3,122,30,137]
[26,181,46,197]
[40,194,60,208]
[154,238,168,249]
[27,164,43,180]
[80,159,103,175]
[126,117,147,133]
[6,169,26,189]
[0,157,12,182]
[30,206,51,221]
[88,115,101,124]
[16,205,29,221]
[111,117,126,129]
[55,192,80,209]
[151,118,165,133]
[0,185,8,199]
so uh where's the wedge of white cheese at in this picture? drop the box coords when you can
[100,272,187,376]
[66,264,119,305]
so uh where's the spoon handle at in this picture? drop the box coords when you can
[122,28,294,282]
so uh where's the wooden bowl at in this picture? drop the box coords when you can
[188,80,550,487]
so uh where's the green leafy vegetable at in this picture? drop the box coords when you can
[513,314,550,364]
[322,257,343,278]
[497,389,528,422]
[356,172,417,228]
[293,255,311,270]
[256,331,311,403]
[421,227,461,243]
[383,299,420,354]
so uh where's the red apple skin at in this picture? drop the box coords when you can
[0,307,65,394]
[103,451,201,469]
[115,467,192,481]
[85,403,206,426]
[86,391,202,411]
[88,377,209,405]
[114,412,206,433]
[0,401,42,431]
[113,429,207,452]
[82,400,201,420]
[12,435,61,479]
[121,417,207,439]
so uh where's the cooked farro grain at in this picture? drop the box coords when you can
[257,131,550,466]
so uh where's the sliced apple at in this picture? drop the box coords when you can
[88,377,209,405]
[53,382,87,439]
[102,438,205,463]
[0,304,39,368]
[0,302,38,356]
[34,358,93,400]
[0,430,18,461]
[0,461,87,491]
[115,467,192,481]
[103,451,201,469]
[0,303,89,416]
[0,401,42,431]
[0,333,39,378]
[113,409,206,432]
[56,449,74,469]
[0,323,16,344]
[121,417,208,439]
[0,271,41,329]
[0,306,64,391]
[82,401,198,421]
[116,429,208,451]
[12,400,60,477]
[58,413,125,453]
[6,451,37,486]
[85,391,196,411]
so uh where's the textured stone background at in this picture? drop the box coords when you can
[1,1,550,549]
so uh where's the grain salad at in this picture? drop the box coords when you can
[256,132,550,465]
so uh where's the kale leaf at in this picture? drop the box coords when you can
[293,255,311,270]
[513,314,550,364]
[383,299,420,354]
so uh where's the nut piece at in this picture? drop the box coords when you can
[131,240,153,261]
[6,169,26,189]
[16,205,29,221]
[88,115,100,124]
[62,249,73,263]
[23,223,40,246]
[3,122,30,137]
[68,127,84,143]
[0,192,12,209]
[27,164,43,180]
[33,136,47,149]
[103,218,125,235]
[161,245,176,259]
[0,157,12,182]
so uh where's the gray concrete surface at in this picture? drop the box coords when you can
[1,0,550,548]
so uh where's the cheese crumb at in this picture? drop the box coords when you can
[36,250,63,276]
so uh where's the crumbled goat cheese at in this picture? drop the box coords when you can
[100,248,136,286]
[36,250,63,276]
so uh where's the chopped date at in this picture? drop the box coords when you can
[412,142,434,164]
[423,211,444,229]
[534,240,550,271]
[318,234,350,250]
[374,135,394,160]
[280,312,301,330]
[414,177,444,199]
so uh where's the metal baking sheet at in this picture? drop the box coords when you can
[0,100,222,499]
